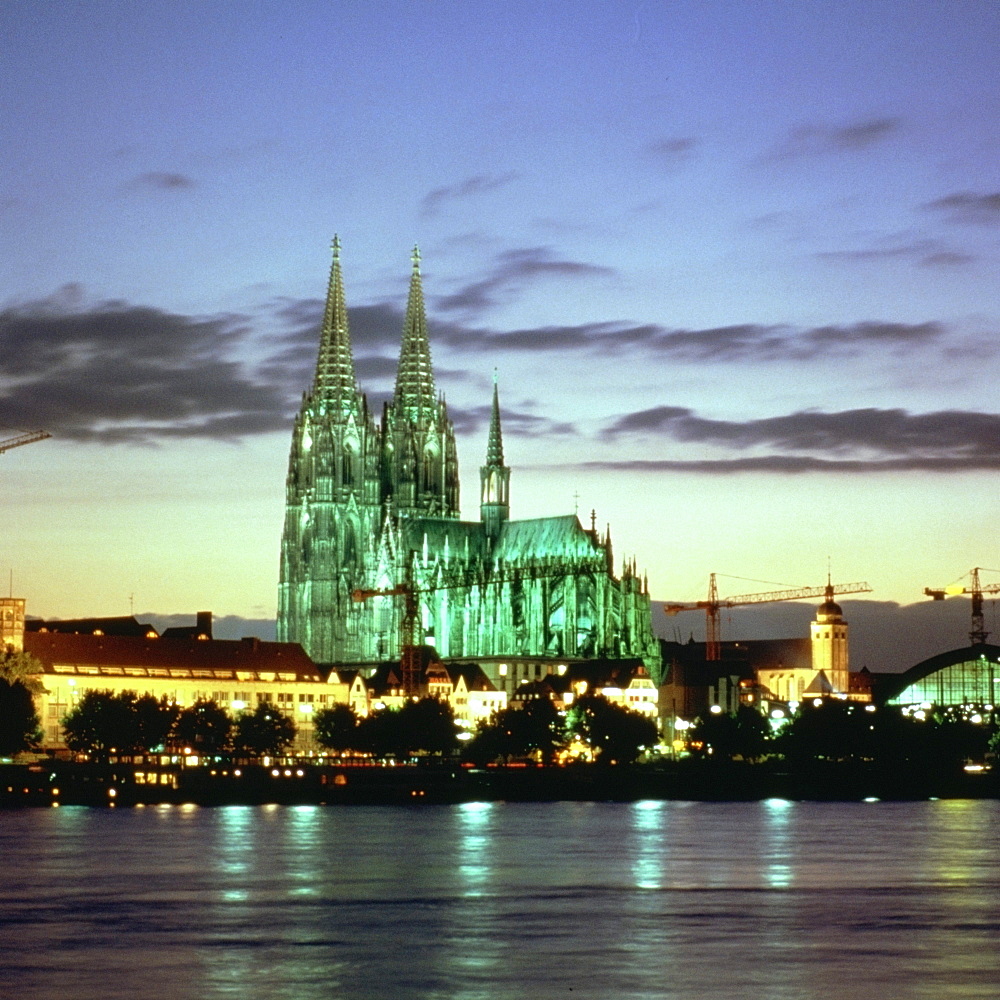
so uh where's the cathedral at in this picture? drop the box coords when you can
[276,240,660,684]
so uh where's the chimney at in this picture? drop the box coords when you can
[196,611,213,639]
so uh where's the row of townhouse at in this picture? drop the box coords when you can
[13,609,661,755]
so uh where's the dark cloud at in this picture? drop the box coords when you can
[923,191,1000,225]
[431,318,943,362]
[817,240,975,268]
[598,406,1000,471]
[132,172,196,190]
[575,455,1000,473]
[448,401,576,439]
[646,137,698,166]
[436,248,614,315]
[0,289,289,444]
[420,172,518,217]
[771,116,901,159]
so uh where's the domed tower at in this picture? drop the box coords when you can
[810,579,849,694]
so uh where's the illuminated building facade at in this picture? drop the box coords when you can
[755,587,868,704]
[277,241,660,680]
[810,583,849,693]
[884,645,1000,711]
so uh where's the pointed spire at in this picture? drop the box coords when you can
[313,235,359,409]
[394,245,437,419]
[486,370,505,467]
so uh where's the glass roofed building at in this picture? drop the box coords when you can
[882,645,1000,712]
[276,241,660,683]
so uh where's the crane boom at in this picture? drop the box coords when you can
[925,566,1000,645]
[665,572,872,661]
[0,430,50,454]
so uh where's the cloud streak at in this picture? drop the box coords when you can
[431,317,946,362]
[923,191,1000,225]
[131,172,196,191]
[770,116,901,159]
[436,248,614,315]
[598,406,1000,471]
[816,239,974,268]
[0,289,289,444]
[420,172,518,217]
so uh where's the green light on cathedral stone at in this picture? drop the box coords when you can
[277,244,661,684]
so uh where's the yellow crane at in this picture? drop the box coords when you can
[665,572,872,660]
[0,430,50,454]
[925,567,1000,645]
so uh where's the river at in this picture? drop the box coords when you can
[2,799,999,999]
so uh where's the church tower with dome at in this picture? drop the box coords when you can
[810,579,850,694]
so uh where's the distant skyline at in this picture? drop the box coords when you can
[3,1,1000,644]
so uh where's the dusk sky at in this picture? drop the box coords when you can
[3,1,1000,642]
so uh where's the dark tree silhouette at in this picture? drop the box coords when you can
[566,694,658,764]
[313,704,360,754]
[134,694,179,753]
[0,678,41,757]
[173,699,232,756]
[690,705,772,761]
[465,698,563,764]
[232,702,296,758]
[62,690,141,758]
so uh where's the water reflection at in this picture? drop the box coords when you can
[631,799,665,889]
[2,801,1000,999]
[763,797,793,888]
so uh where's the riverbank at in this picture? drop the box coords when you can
[3,758,998,806]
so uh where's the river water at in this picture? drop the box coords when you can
[2,799,999,1000]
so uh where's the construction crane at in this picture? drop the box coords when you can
[352,579,422,695]
[0,430,50,454]
[665,572,873,661]
[353,555,611,695]
[925,567,1000,646]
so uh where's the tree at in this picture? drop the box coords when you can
[173,699,232,756]
[313,703,360,754]
[0,678,41,757]
[465,698,563,764]
[0,648,44,695]
[779,700,873,762]
[62,690,141,759]
[566,694,658,764]
[397,697,458,755]
[689,705,772,762]
[356,698,459,758]
[232,701,296,758]
[134,694,179,753]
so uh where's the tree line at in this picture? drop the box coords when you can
[689,700,1000,769]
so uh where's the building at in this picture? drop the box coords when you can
[20,615,331,753]
[276,241,660,687]
[878,644,1000,713]
[756,584,869,704]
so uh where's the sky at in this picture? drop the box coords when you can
[2,0,1000,664]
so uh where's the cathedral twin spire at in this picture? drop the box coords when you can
[308,239,495,522]
[312,236,359,413]
[393,246,438,421]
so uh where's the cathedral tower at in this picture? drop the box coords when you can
[382,248,459,519]
[277,238,381,663]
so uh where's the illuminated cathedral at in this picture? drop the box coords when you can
[277,240,660,681]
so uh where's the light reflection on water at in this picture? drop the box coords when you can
[2,799,1000,999]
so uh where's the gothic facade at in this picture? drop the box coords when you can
[277,241,660,679]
